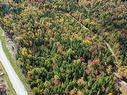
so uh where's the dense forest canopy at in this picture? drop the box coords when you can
[0,0,127,95]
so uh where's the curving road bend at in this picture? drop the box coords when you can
[0,34,27,95]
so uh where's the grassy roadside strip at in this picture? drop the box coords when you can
[0,27,32,95]
[0,63,16,95]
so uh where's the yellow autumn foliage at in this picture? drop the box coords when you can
[59,18,64,23]
[15,36,23,40]
[21,47,28,56]
[77,90,84,95]
[108,93,113,95]
[83,40,92,45]
[118,67,127,78]
[17,60,22,65]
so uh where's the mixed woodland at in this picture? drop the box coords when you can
[0,0,127,95]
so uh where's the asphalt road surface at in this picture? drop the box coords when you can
[0,41,27,95]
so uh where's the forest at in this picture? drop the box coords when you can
[0,0,127,95]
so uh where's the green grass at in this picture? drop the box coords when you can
[0,0,7,3]
[0,63,16,95]
[0,27,32,95]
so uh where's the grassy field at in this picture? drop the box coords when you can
[0,63,16,95]
[0,27,32,95]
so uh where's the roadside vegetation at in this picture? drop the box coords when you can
[0,62,16,95]
[0,27,32,94]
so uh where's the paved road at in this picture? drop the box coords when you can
[0,29,27,95]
